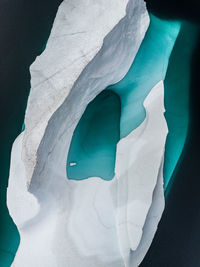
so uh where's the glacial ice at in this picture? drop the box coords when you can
[6,0,191,266]
[7,0,151,266]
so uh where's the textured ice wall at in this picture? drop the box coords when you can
[7,0,153,266]
[22,0,145,186]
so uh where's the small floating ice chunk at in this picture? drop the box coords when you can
[69,162,77,167]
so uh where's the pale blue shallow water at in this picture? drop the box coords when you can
[67,90,121,180]
[67,14,181,183]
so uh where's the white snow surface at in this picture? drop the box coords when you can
[6,0,168,266]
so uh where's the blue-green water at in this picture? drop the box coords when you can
[21,123,25,132]
[0,140,21,266]
[163,22,198,193]
[67,14,181,183]
[67,90,121,180]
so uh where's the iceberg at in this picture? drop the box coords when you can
[7,0,150,266]
[6,0,196,266]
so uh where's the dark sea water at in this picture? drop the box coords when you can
[0,0,200,266]
[140,1,200,266]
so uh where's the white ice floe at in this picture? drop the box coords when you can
[6,0,168,266]
[116,81,167,266]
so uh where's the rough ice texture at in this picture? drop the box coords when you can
[23,0,140,186]
[6,0,168,266]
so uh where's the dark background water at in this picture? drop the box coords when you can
[140,1,200,266]
[0,0,61,265]
[0,0,199,266]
